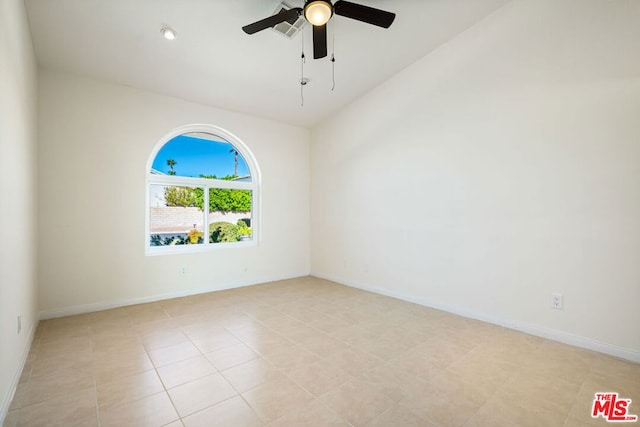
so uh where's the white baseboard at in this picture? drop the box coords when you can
[0,320,38,425]
[312,273,640,364]
[39,272,309,320]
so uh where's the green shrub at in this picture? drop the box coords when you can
[150,235,186,246]
[209,222,240,243]
[236,219,251,236]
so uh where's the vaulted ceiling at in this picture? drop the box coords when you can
[25,0,510,127]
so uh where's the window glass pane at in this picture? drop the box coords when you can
[149,184,204,246]
[151,133,251,182]
[209,189,253,243]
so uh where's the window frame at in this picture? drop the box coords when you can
[145,124,261,256]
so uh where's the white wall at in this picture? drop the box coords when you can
[37,70,310,316]
[0,0,39,421]
[310,0,640,360]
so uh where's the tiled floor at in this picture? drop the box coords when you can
[4,276,640,426]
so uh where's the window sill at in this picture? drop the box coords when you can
[145,239,257,256]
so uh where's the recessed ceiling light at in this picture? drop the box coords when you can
[161,27,176,40]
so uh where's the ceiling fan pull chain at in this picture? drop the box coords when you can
[300,55,305,107]
[331,20,336,91]
[300,30,306,107]
[331,54,336,91]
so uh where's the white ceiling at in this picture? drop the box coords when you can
[25,0,511,128]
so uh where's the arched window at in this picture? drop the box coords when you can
[146,124,260,255]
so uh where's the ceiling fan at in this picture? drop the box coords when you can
[242,1,396,59]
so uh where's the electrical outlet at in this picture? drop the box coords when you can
[17,315,22,334]
[180,266,187,277]
[551,293,563,310]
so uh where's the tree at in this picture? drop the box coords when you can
[163,176,251,213]
[206,188,251,212]
[166,158,177,176]
[229,149,239,177]
[164,186,197,207]
[194,175,251,213]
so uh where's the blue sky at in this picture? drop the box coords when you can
[152,135,249,178]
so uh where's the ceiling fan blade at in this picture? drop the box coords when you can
[242,7,302,34]
[313,24,328,59]
[334,1,395,28]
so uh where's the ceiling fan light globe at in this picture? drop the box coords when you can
[304,1,333,26]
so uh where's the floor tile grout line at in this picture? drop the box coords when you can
[90,333,102,427]
[136,321,184,426]
[163,312,259,425]
[12,279,640,427]
[173,302,344,425]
